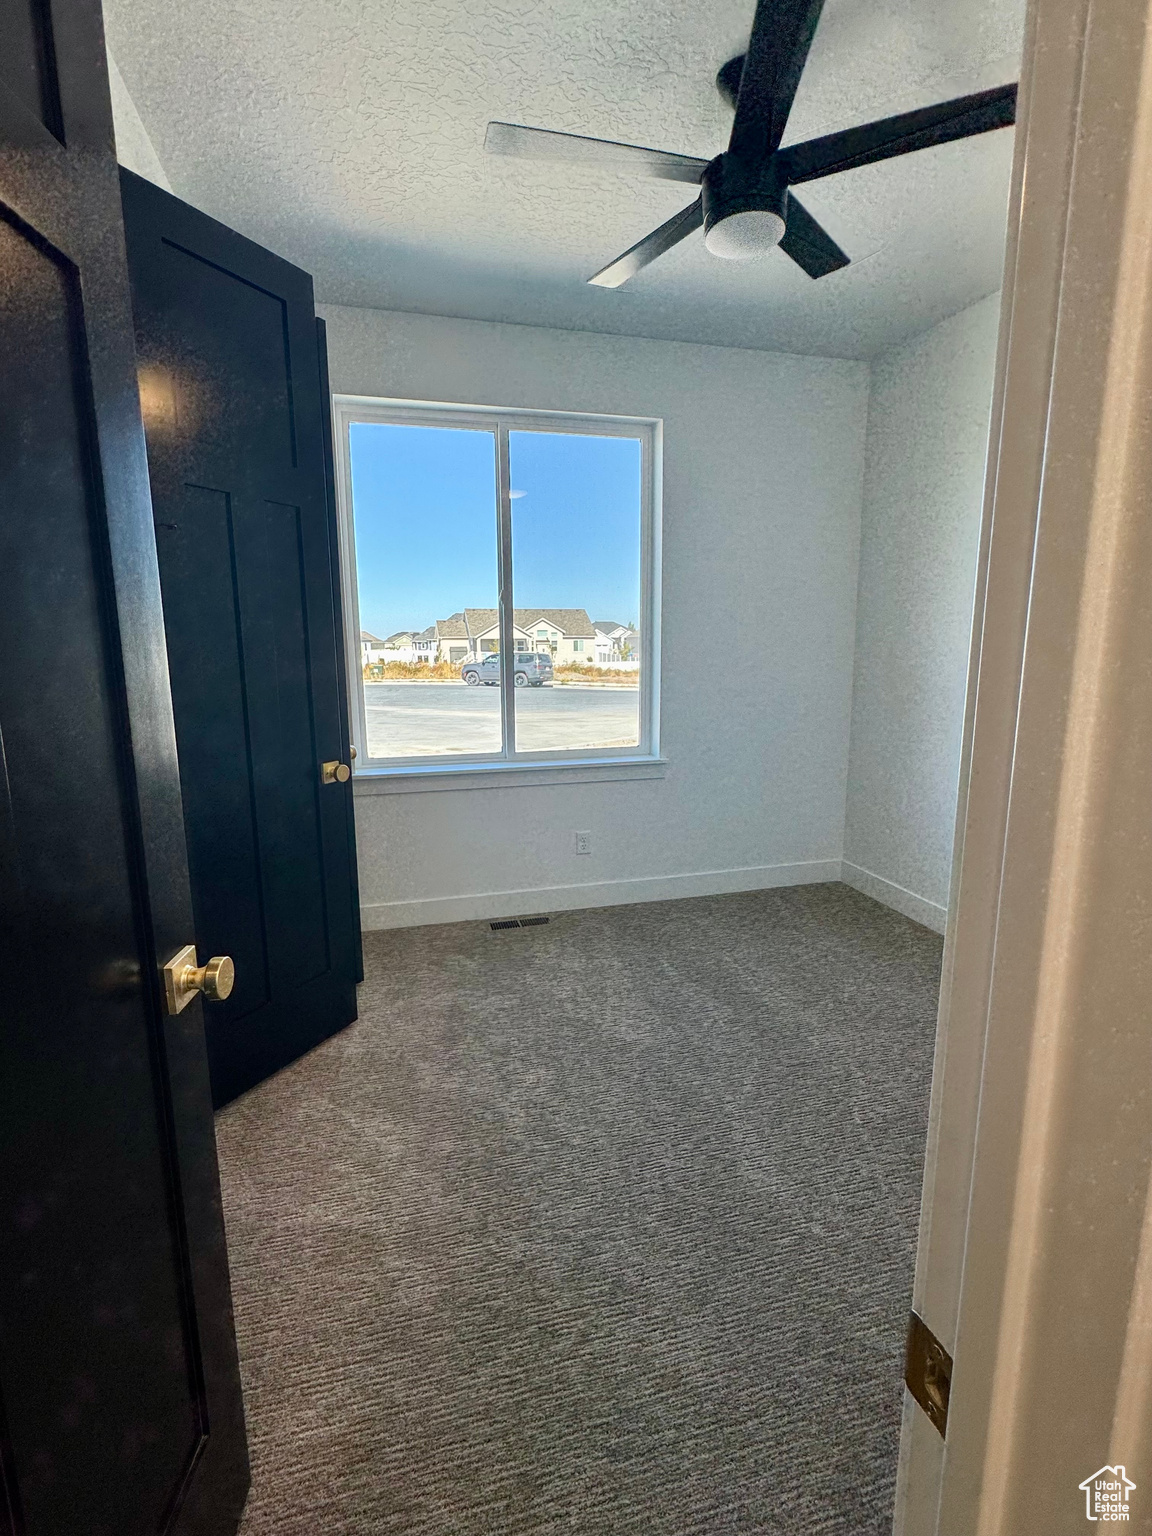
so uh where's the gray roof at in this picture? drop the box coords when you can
[434,612,470,639]
[360,630,383,643]
[519,609,596,637]
[383,631,414,644]
[460,608,498,636]
[430,608,595,639]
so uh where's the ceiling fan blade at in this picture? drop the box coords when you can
[485,122,709,185]
[779,83,1017,185]
[779,194,850,278]
[729,0,827,162]
[587,197,704,288]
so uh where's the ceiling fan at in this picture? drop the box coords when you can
[484,0,1017,287]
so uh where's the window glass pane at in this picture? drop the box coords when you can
[349,423,502,759]
[508,431,642,753]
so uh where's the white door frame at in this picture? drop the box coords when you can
[897,0,1152,1530]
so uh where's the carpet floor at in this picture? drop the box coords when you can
[217,883,942,1536]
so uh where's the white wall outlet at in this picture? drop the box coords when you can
[574,830,592,855]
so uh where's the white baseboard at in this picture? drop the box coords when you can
[840,860,947,934]
[360,859,842,931]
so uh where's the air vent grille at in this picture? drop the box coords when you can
[489,915,551,932]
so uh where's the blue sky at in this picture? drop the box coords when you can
[349,423,641,639]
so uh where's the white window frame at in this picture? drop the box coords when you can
[333,396,663,791]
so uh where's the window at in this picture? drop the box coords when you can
[334,400,659,774]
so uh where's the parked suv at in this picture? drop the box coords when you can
[461,652,553,687]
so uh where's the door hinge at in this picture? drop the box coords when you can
[905,1310,952,1438]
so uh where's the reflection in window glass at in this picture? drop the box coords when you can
[509,432,642,754]
[349,423,501,759]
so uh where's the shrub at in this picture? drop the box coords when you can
[361,659,640,685]
[554,663,639,684]
[363,660,462,681]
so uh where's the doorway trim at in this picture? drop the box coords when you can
[896,0,1152,1528]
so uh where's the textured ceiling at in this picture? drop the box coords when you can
[103,0,1025,359]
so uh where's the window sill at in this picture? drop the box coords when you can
[352,755,667,795]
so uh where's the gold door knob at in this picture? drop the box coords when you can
[321,759,351,784]
[163,944,236,1015]
[193,954,235,1001]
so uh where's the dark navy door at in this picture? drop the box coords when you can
[0,3,248,1532]
[120,171,361,1107]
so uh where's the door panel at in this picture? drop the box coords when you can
[120,170,360,1107]
[0,0,63,139]
[154,485,273,1023]
[232,499,332,990]
[151,240,298,471]
[0,206,202,1536]
[0,3,248,1533]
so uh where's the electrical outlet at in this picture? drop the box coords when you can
[574,830,592,856]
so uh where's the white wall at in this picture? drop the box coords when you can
[107,49,172,191]
[319,305,869,928]
[842,294,1002,932]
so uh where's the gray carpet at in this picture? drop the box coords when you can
[217,883,942,1536]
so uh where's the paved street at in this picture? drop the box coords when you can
[363,681,640,758]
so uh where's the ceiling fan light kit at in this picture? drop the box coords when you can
[704,208,786,259]
[701,155,788,259]
[486,0,1017,289]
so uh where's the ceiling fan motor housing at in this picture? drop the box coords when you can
[715,54,746,111]
[701,154,789,260]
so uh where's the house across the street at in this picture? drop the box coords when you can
[360,630,386,667]
[380,631,417,661]
[395,609,598,666]
[593,620,640,664]
[412,625,439,664]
